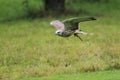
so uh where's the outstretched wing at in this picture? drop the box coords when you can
[50,20,65,30]
[62,17,96,30]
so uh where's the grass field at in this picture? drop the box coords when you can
[20,70,120,80]
[0,0,120,80]
[0,16,120,80]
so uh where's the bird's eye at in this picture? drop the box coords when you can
[57,32,60,34]
[55,30,62,35]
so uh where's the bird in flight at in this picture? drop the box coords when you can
[50,17,96,41]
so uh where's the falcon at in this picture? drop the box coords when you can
[50,17,96,41]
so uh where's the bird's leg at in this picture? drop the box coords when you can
[74,33,83,41]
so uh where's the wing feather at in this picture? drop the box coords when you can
[50,20,65,30]
[62,17,96,30]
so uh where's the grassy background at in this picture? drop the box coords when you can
[0,0,44,21]
[21,70,120,80]
[0,0,120,21]
[0,0,120,80]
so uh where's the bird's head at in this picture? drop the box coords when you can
[55,30,63,36]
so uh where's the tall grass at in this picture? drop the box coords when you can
[0,16,120,79]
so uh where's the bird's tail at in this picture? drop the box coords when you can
[75,30,87,35]
[75,30,95,36]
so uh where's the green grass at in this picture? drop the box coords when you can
[0,0,43,21]
[0,16,120,79]
[20,70,120,80]
[0,0,120,21]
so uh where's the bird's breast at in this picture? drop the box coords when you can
[61,30,74,37]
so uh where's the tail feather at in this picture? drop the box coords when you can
[75,30,87,35]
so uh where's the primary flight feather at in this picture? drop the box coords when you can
[50,17,96,41]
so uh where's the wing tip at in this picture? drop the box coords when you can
[90,17,96,20]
